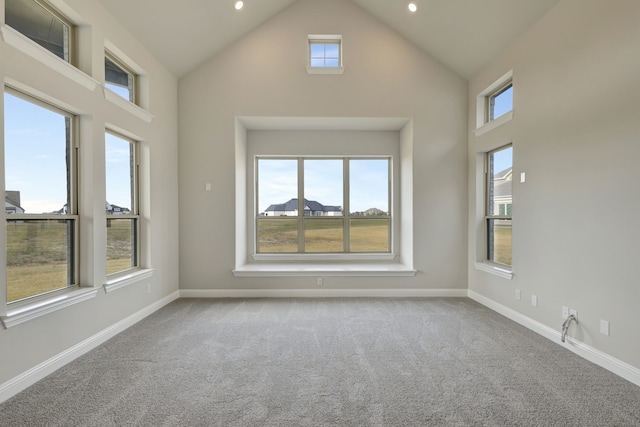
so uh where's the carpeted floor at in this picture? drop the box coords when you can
[1,298,639,426]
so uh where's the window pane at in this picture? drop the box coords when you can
[106,133,134,213]
[106,218,136,274]
[310,58,325,67]
[257,218,298,253]
[490,84,513,120]
[325,59,340,67]
[6,219,75,303]
[487,218,512,266]
[258,159,297,216]
[105,56,134,102]
[310,43,325,58]
[324,43,340,59]
[304,159,343,217]
[4,92,71,214]
[488,146,512,216]
[5,0,71,61]
[304,218,343,252]
[350,218,389,252]
[350,159,389,216]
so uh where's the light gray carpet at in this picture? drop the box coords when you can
[1,298,640,426]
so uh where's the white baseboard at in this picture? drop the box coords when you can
[0,291,180,404]
[468,290,640,388]
[179,288,468,299]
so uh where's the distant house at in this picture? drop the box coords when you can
[263,198,342,217]
[492,167,512,216]
[106,202,131,215]
[5,191,25,214]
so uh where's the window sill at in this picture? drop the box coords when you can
[306,66,345,75]
[233,262,416,277]
[104,88,154,123]
[473,111,513,137]
[104,268,154,293]
[0,25,98,91]
[474,262,513,280]
[1,287,99,329]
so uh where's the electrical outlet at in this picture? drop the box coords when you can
[316,277,323,286]
[531,295,538,307]
[146,283,151,294]
[600,320,610,336]
[562,306,569,318]
[570,309,578,321]
[515,289,521,300]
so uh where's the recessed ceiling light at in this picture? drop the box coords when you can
[408,2,417,13]
[235,1,244,10]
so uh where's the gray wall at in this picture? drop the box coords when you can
[0,0,179,385]
[178,0,468,291]
[468,0,640,370]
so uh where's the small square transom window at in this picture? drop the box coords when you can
[307,35,343,74]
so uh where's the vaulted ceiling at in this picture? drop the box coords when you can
[97,0,561,79]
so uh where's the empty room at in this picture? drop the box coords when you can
[1,0,639,425]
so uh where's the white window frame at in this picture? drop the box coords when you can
[474,70,513,137]
[1,87,99,328]
[307,34,344,75]
[105,130,140,280]
[4,0,76,64]
[255,156,392,256]
[105,50,137,104]
[484,144,512,269]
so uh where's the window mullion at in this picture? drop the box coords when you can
[343,158,350,253]
[297,158,304,253]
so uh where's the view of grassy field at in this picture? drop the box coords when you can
[492,225,512,266]
[257,218,389,253]
[6,219,134,303]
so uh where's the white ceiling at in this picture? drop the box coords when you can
[97,0,561,79]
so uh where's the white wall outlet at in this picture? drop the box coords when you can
[205,182,212,192]
[562,306,569,318]
[570,309,578,321]
[531,295,538,307]
[600,320,610,336]
[515,289,521,300]
[520,172,526,183]
[146,283,151,294]
[316,277,323,286]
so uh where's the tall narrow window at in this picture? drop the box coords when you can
[5,0,74,62]
[4,89,78,303]
[105,52,136,103]
[105,131,139,275]
[256,157,390,254]
[486,145,513,267]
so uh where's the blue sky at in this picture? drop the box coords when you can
[5,92,132,213]
[257,158,389,214]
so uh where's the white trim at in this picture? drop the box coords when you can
[0,25,98,91]
[473,110,513,137]
[0,291,179,404]
[253,253,396,262]
[104,87,154,123]
[468,290,640,388]
[474,261,513,280]
[104,269,154,293]
[233,263,416,277]
[1,288,98,329]
[180,288,466,298]
[306,66,344,75]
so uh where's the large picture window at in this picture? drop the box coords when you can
[5,0,74,63]
[486,145,513,267]
[105,131,139,275]
[4,89,78,303]
[256,157,390,254]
